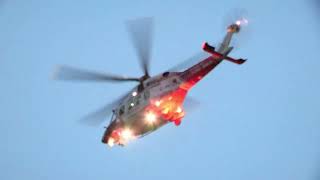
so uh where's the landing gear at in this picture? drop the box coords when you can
[174,119,181,126]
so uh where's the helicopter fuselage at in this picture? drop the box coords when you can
[102,53,226,146]
[102,22,247,147]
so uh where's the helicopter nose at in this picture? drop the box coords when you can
[101,132,109,144]
[101,127,112,144]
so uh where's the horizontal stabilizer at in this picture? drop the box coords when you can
[202,42,246,65]
[224,57,247,64]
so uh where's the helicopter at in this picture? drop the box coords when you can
[54,17,248,147]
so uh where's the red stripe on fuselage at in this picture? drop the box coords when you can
[179,56,222,90]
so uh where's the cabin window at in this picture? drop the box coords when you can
[162,72,170,77]
[144,90,150,100]
[135,98,140,105]
[119,105,125,115]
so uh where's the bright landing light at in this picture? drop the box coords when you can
[107,138,114,147]
[176,106,182,113]
[121,129,133,140]
[145,112,157,124]
[155,100,161,107]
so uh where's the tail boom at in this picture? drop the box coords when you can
[179,22,246,90]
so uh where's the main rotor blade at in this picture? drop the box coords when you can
[79,90,131,126]
[168,52,209,72]
[53,65,140,82]
[126,17,154,77]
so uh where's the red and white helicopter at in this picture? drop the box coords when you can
[55,17,248,147]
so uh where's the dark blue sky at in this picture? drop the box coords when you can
[1,0,320,180]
